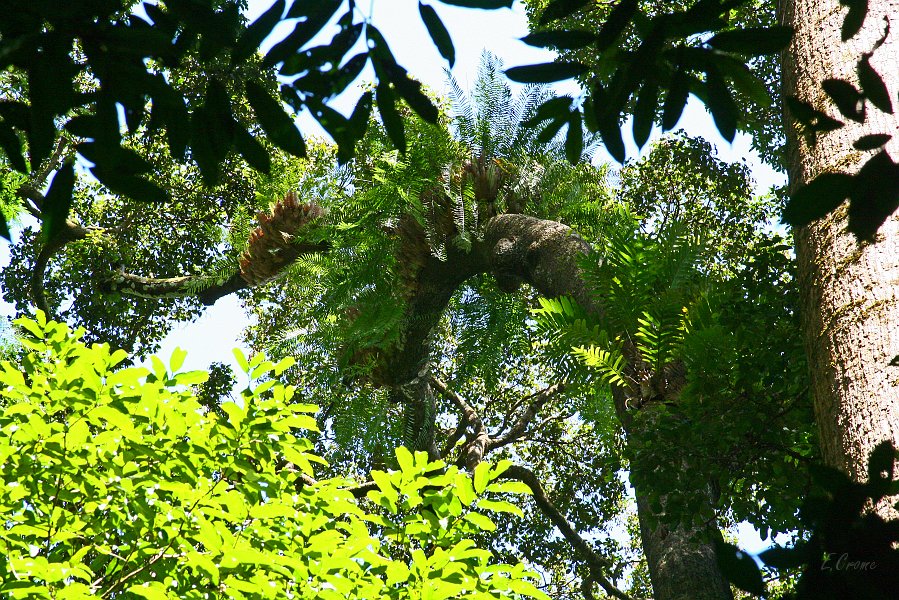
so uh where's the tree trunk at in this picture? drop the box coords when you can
[780,0,899,515]
[634,492,733,600]
[481,214,734,600]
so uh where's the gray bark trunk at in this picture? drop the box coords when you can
[481,214,733,600]
[780,0,899,516]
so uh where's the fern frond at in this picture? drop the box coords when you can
[572,344,628,387]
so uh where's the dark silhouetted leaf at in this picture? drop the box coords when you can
[564,111,583,163]
[76,142,154,176]
[707,26,793,55]
[786,96,844,132]
[783,172,854,227]
[598,114,625,163]
[377,82,405,153]
[245,80,306,157]
[715,540,765,596]
[822,78,864,122]
[705,64,737,142]
[419,3,455,66]
[595,0,638,51]
[848,150,899,240]
[840,0,868,40]
[233,0,285,64]
[204,77,237,150]
[505,62,587,83]
[539,0,589,25]
[280,20,363,77]
[264,0,342,68]
[0,121,27,173]
[91,167,169,203]
[41,161,75,244]
[582,97,598,132]
[366,25,399,70]
[438,0,512,7]
[858,54,892,113]
[662,64,689,130]
[521,30,597,50]
[348,91,373,136]
[867,441,895,483]
[523,96,573,127]
[890,355,899,367]
[536,116,566,144]
[710,53,772,107]
[633,77,658,149]
[854,133,891,150]
[28,48,74,169]
[759,545,809,570]
[382,62,439,124]
[0,213,8,240]
[234,127,271,173]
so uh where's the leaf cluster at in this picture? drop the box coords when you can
[0,312,548,599]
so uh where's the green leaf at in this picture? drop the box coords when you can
[232,348,250,373]
[40,161,75,244]
[782,172,854,227]
[233,0,285,64]
[438,0,513,9]
[857,54,892,114]
[419,3,454,67]
[505,62,588,84]
[245,80,306,157]
[521,30,597,50]
[707,26,793,55]
[595,0,638,51]
[462,511,496,531]
[169,347,188,372]
[376,82,405,153]
[714,541,765,596]
[840,0,868,40]
[853,133,891,150]
[486,480,532,494]
[396,446,415,473]
[473,462,491,494]
[822,78,864,122]
[538,0,589,25]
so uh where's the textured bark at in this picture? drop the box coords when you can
[634,492,732,600]
[479,214,732,600]
[780,0,899,516]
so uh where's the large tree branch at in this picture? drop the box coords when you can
[489,382,565,450]
[429,375,488,469]
[104,193,328,305]
[500,465,631,600]
[104,241,329,305]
